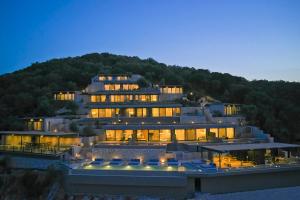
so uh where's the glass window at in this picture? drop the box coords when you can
[123,84,129,90]
[91,109,98,118]
[159,108,166,117]
[106,130,115,141]
[160,129,171,142]
[219,128,226,138]
[152,108,159,117]
[126,108,135,117]
[151,95,158,102]
[149,130,159,141]
[100,95,106,102]
[98,109,105,117]
[137,108,147,117]
[105,108,112,117]
[124,130,133,140]
[210,128,219,138]
[115,84,121,90]
[175,129,185,141]
[137,130,148,141]
[91,95,97,102]
[226,128,234,139]
[196,129,206,140]
[115,130,123,141]
[166,108,173,117]
[171,87,176,94]
[186,129,196,140]
[173,108,181,116]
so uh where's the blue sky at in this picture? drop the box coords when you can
[0,0,299,81]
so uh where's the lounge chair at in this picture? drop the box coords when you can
[109,158,123,166]
[147,159,160,166]
[191,159,205,164]
[90,158,105,166]
[128,159,141,166]
[167,158,179,166]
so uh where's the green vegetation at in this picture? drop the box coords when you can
[0,53,299,142]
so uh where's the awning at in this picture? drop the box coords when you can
[202,142,300,153]
[0,131,78,137]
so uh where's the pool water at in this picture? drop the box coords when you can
[83,164,190,172]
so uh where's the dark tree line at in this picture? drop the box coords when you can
[0,53,299,143]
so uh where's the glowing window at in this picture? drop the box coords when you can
[149,130,159,141]
[91,109,98,118]
[219,128,226,138]
[124,130,133,140]
[126,108,135,117]
[186,129,196,140]
[106,130,115,141]
[173,107,181,116]
[151,95,158,102]
[115,130,123,141]
[210,128,219,138]
[160,129,171,142]
[137,130,148,141]
[166,108,173,117]
[152,108,159,117]
[175,129,185,141]
[137,108,147,117]
[196,129,206,140]
[226,128,234,139]
[159,108,166,117]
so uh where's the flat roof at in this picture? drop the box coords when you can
[88,88,160,95]
[103,123,237,130]
[0,131,78,137]
[202,142,300,153]
[88,103,182,108]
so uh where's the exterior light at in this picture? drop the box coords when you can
[157,121,161,124]
[190,92,193,95]
[141,122,144,125]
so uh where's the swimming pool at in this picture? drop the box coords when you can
[83,163,190,171]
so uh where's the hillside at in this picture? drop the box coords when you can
[0,53,299,142]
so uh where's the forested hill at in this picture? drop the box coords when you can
[0,53,300,143]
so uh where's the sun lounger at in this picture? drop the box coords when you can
[128,159,141,166]
[167,158,179,166]
[90,158,105,166]
[147,159,160,166]
[109,158,123,166]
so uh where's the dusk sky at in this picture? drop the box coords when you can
[1,0,299,81]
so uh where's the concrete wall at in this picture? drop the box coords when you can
[196,167,300,194]
[159,93,183,101]
[65,169,194,199]
[92,146,175,161]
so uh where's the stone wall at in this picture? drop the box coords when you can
[92,146,175,161]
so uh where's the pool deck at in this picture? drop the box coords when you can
[64,163,300,199]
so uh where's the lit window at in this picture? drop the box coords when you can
[196,129,206,140]
[152,108,159,117]
[149,130,159,141]
[91,109,99,118]
[226,128,234,139]
[106,130,115,141]
[210,128,219,138]
[219,128,226,138]
[166,108,173,117]
[160,129,171,142]
[175,129,185,141]
[186,129,196,140]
